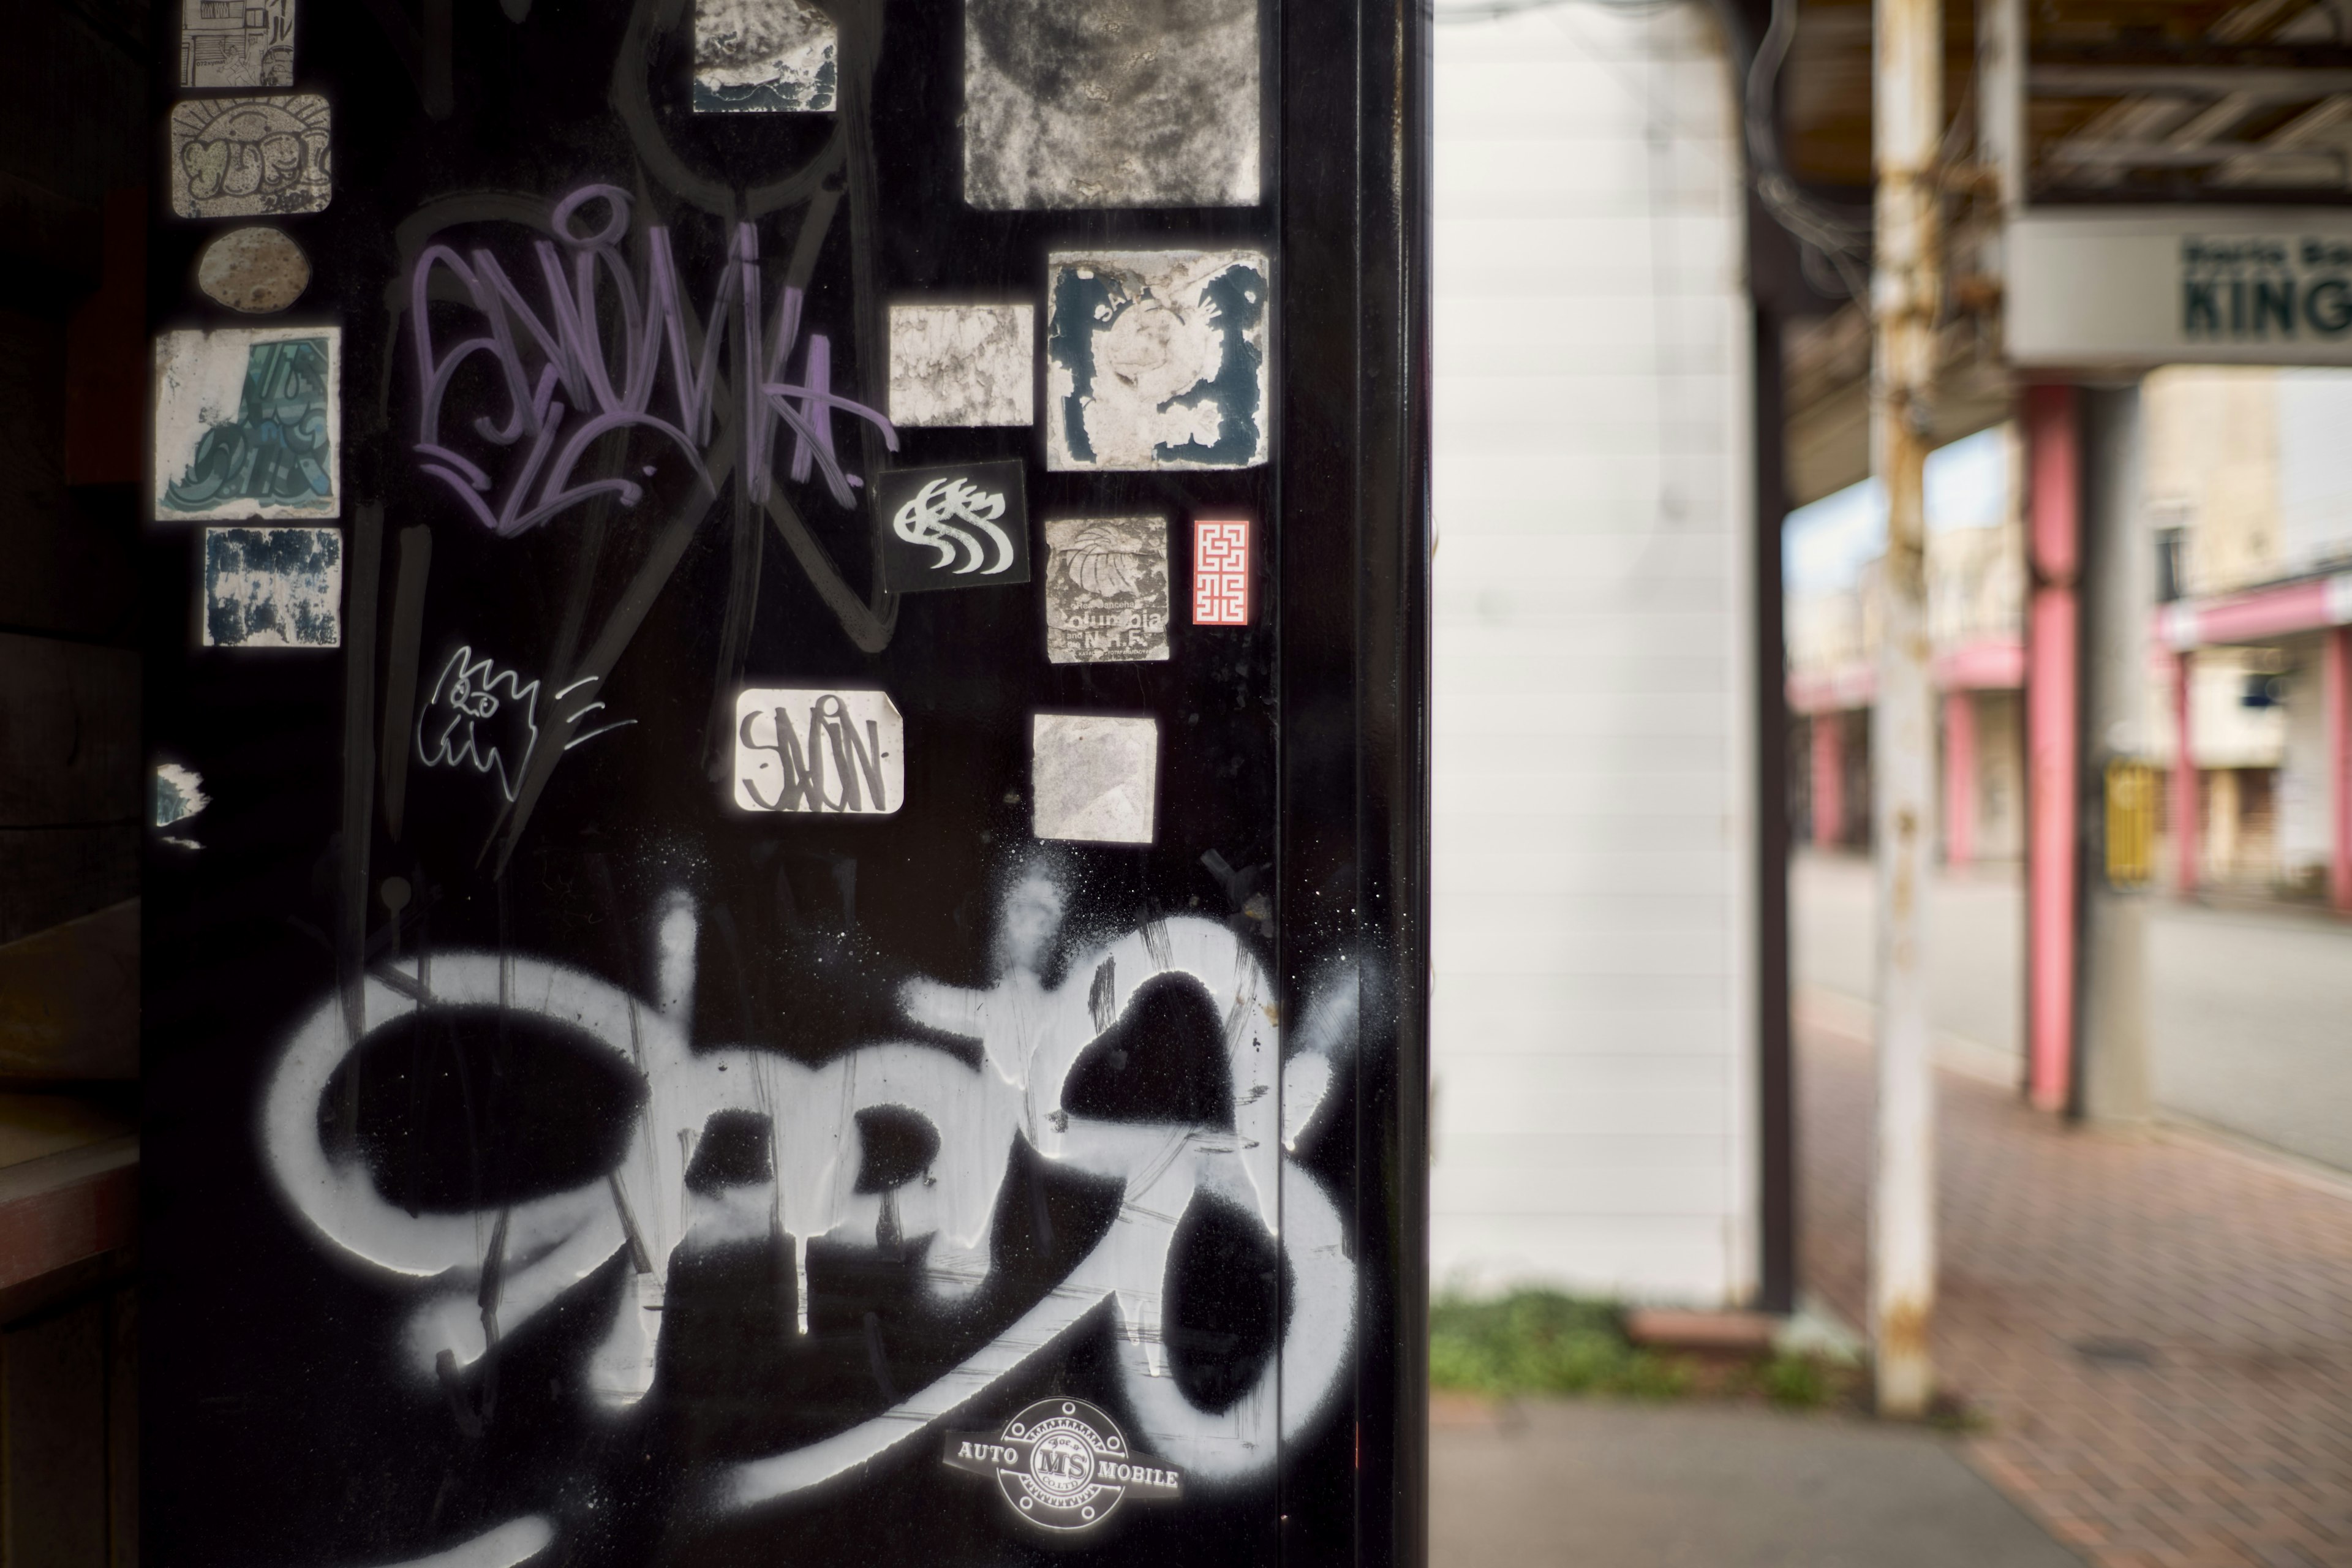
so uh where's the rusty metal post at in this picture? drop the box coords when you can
[1869,0,1942,1419]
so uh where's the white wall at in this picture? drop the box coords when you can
[1428,1,1757,1305]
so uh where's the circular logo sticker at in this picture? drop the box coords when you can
[942,1398,1184,1534]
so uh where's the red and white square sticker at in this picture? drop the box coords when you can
[1191,518,1251,626]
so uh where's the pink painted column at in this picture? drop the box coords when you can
[1943,690,1976,869]
[1812,712,1845,848]
[2174,649,2198,897]
[2024,385,2079,1114]
[2329,627,2351,913]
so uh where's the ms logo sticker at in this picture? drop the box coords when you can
[877,459,1031,593]
[944,1398,1182,1534]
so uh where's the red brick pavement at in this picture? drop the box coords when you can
[1801,1008,2352,1568]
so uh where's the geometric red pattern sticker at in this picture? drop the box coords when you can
[1192,518,1250,626]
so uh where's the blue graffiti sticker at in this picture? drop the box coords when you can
[154,326,341,522]
[201,526,342,648]
[1045,250,1268,472]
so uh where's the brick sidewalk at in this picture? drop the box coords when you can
[1800,1011,2352,1568]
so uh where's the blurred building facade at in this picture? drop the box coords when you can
[1785,428,2028,867]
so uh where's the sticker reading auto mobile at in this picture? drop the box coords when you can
[943,1398,1183,1533]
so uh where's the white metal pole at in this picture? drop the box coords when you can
[1870,0,1942,1419]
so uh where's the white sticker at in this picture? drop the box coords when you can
[202,527,342,648]
[694,0,838,111]
[154,325,341,522]
[179,0,294,88]
[734,689,905,816]
[1046,252,1269,472]
[888,304,1035,428]
[168,94,333,220]
[963,0,1260,210]
[1031,714,1158,845]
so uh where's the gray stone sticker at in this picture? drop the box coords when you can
[1044,517,1169,665]
[695,0,838,111]
[195,227,311,314]
[1031,714,1158,845]
[888,304,1034,428]
[963,0,1260,209]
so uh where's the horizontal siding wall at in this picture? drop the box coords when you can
[1430,1,1755,1306]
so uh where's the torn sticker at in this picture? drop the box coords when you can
[152,763,209,827]
[876,460,1032,594]
[202,527,342,648]
[1191,517,1250,625]
[888,304,1035,428]
[154,325,339,522]
[1046,251,1268,472]
[734,689,905,815]
[1031,714,1157,845]
[963,0,1260,210]
[196,227,311,314]
[1045,516,1169,664]
[179,0,294,88]
[168,94,333,220]
[694,0,838,112]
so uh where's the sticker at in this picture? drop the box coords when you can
[201,526,341,648]
[1046,251,1268,472]
[943,1398,1182,1534]
[876,460,1032,594]
[1031,714,1156,845]
[168,95,333,220]
[154,326,339,522]
[1044,516,1169,664]
[962,0,1259,210]
[1192,517,1250,625]
[888,304,1035,428]
[693,0,837,111]
[152,764,209,828]
[734,689,905,815]
[179,0,293,88]
[195,227,311,314]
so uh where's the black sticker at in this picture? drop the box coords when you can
[876,459,1032,594]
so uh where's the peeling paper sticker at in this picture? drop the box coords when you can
[876,459,1032,594]
[734,689,905,815]
[888,304,1034,428]
[1046,251,1268,472]
[963,0,1260,209]
[1045,517,1169,664]
[694,0,838,111]
[1191,516,1251,625]
[168,95,333,220]
[196,227,311,314]
[152,763,209,827]
[179,0,294,88]
[202,527,342,648]
[154,326,340,521]
[1031,714,1157,845]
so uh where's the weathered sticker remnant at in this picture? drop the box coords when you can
[195,227,311,314]
[1045,517,1169,664]
[1031,714,1158,844]
[151,763,209,828]
[734,689,905,815]
[200,526,342,649]
[694,0,837,111]
[888,304,1035,428]
[1192,517,1251,625]
[168,94,333,219]
[179,0,293,88]
[1046,251,1269,472]
[154,329,339,522]
[154,326,339,522]
[876,459,1033,594]
[963,0,1260,209]
[417,647,541,802]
